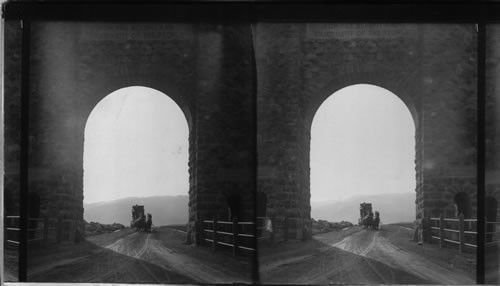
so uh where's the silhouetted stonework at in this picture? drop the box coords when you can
[4,22,255,245]
[4,21,22,219]
[4,22,480,246]
[485,24,500,285]
[256,24,477,239]
[486,25,500,203]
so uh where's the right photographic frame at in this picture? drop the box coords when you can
[256,23,478,284]
[486,24,500,285]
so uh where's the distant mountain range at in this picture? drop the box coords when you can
[84,195,189,226]
[311,192,415,224]
[84,192,415,227]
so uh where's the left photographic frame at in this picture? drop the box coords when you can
[3,18,257,284]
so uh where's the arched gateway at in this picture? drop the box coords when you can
[4,23,478,246]
[257,23,477,240]
[4,22,256,245]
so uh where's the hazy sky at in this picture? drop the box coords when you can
[83,86,189,204]
[310,84,416,203]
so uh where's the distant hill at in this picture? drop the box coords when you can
[84,195,189,226]
[84,193,415,226]
[311,192,415,225]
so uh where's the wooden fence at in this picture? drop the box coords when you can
[202,217,255,256]
[5,216,77,247]
[486,219,500,247]
[428,214,477,253]
[5,215,20,247]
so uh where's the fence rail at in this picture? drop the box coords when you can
[202,217,255,256]
[5,216,20,247]
[486,220,500,246]
[428,214,477,253]
[4,216,79,247]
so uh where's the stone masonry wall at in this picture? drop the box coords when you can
[485,24,500,285]
[3,22,480,246]
[4,21,22,218]
[4,22,255,246]
[256,24,477,240]
[486,25,500,207]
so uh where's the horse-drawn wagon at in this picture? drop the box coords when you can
[359,202,380,230]
[131,205,152,232]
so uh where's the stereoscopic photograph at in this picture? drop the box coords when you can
[2,3,499,286]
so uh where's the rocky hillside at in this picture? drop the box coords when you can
[85,221,126,236]
[311,219,354,235]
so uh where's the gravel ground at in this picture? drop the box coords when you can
[258,224,475,284]
[26,226,252,284]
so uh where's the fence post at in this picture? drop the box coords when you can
[284,216,289,242]
[43,217,49,245]
[439,213,444,248]
[270,216,275,244]
[233,217,239,256]
[425,215,431,243]
[212,216,217,252]
[459,213,464,253]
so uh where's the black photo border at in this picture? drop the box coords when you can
[2,0,499,284]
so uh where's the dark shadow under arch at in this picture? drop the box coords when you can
[454,192,472,219]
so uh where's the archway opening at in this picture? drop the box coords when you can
[310,84,416,227]
[226,194,242,221]
[83,86,189,229]
[454,192,472,219]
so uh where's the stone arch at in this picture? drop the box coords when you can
[305,78,419,129]
[307,81,420,194]
[300,73,424,225]
[309,83,417,224]
[23,22,257,246]
[59,38,198,240]
[82,85,190,209]
[81,84,193,135]
[84,85,191,132]
[257,24,476,243]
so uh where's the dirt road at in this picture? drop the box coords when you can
[330,228,474,284]
[28,227,252,283]
[260,226,475,284]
